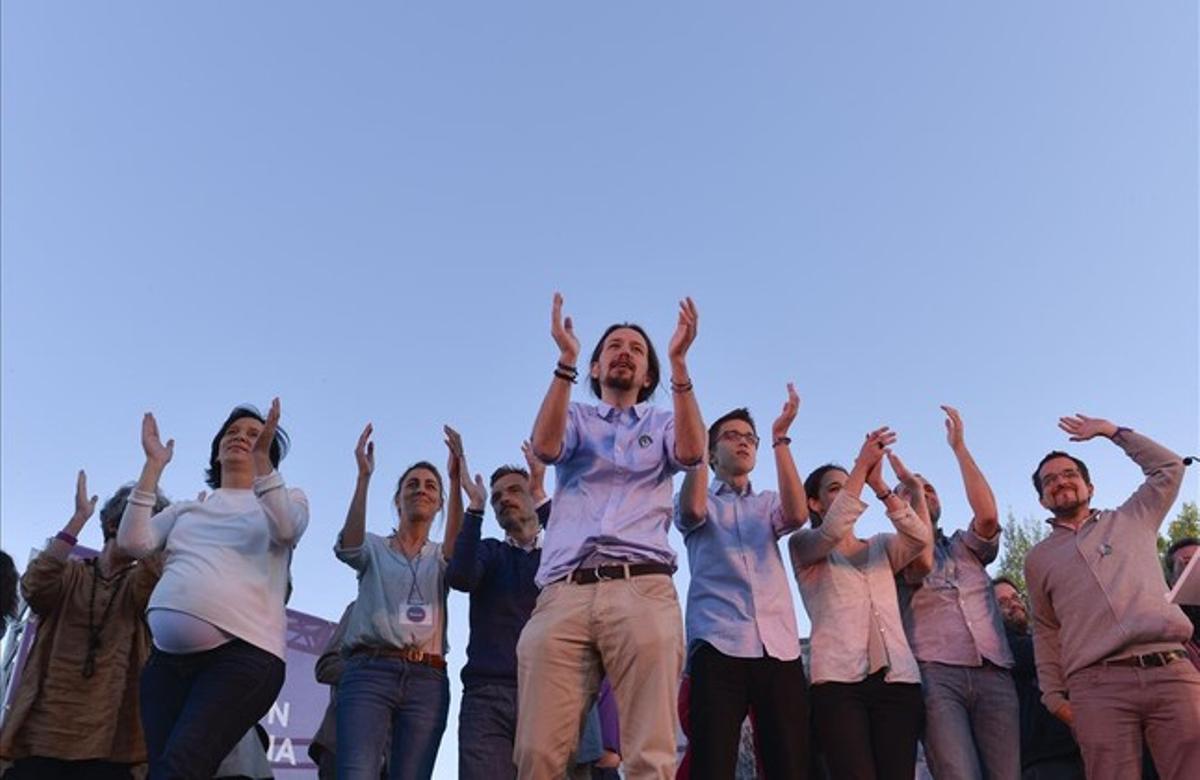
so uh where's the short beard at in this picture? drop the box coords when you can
[1049,497,1089,518]
[602,374,634,392]
[1003,615,1028,635]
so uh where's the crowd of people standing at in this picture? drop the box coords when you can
[1,293,1198,780]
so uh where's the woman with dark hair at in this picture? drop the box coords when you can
[334,423,469,780]
[117,399,308,780]
[788,428,932,780]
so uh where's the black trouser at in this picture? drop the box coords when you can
[688,641,810,779]
[140,639,285,780]
[2,758,133,780]
[810,670,923,780]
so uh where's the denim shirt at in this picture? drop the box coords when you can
[536,401,692,587]
[676,479,803,661]
[898,528,1014,668]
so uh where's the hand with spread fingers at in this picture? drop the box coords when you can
[1058,414,1118,442]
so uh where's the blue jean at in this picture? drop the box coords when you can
[336,655,450,780]
[458,684,519,780]
[139,640,285,780]
[919,662,1020,780]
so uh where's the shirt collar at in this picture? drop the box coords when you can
[596,400,651,421]
[1045,509,1101,532]
[711,478,754,497]
[505,530,543,552]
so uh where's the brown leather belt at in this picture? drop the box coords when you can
[554,562,674,585]
[1103,649,1187,668]
[350,645,447,670]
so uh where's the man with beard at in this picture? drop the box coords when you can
[446,444,550,780]
[517,293,706,779]
[894,406,1019,780]
[992,577,1083,780]
[1025,414,1200,780]
[1165,537,1200,670]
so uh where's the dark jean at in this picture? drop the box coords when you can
[458,683,519,780]
[336,655,450,780]
[2,758,133,780]
[140,640,285,780]
[811,670,924,780]
[689,641,810,779]
[919,662,1021,780]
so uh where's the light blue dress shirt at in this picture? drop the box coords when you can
[536,401,691,587]
[675,479,804,661]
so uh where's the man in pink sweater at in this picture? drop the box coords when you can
[1025,413,1199,780]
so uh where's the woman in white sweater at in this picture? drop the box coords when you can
[788,427,932,780]
[118,399,308,780]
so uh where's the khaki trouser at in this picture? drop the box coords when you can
[515,574,684,780]
[1067,656,1200,780]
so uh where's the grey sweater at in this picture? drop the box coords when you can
[1025,429,1188,713]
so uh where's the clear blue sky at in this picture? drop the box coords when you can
[3,3,1196,777]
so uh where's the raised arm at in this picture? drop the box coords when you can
[531,293,580,463]
[943,405,999,539]
[667,297,705,466]
[881,452,934,574]
[442,425,482,563]
[118,413,175,558]
[338,423,374,551]
[522,440,548,504]
[1060,414,1185,530]
[23,471,98,613]
[772,383,808,533]
[251,398,308,547]
[788,428,891,566]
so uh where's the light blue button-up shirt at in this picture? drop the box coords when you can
[675,479,804,661]
[535,401,690,587]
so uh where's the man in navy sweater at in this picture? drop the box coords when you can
[447,444,550,780]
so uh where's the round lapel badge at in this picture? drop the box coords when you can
[407,605,428,622]
[638,434,653,448]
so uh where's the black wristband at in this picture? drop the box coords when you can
[875,489,893,501]
[670,380,694,394]
[553,369,577,384]
[556,361,578,375]
[772,436,792,448]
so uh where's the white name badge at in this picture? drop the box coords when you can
[399,602,434,628]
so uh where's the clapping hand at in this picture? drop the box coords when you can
[445,426,486,511]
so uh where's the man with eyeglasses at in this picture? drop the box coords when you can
[893,406,1019,780]
[1025,414,1199,780]
[675,387,810,779]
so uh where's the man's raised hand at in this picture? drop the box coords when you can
[772,383,801,441]
[1058,414,1118,442]
[667,297,699,364]
[551,293,580,365]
